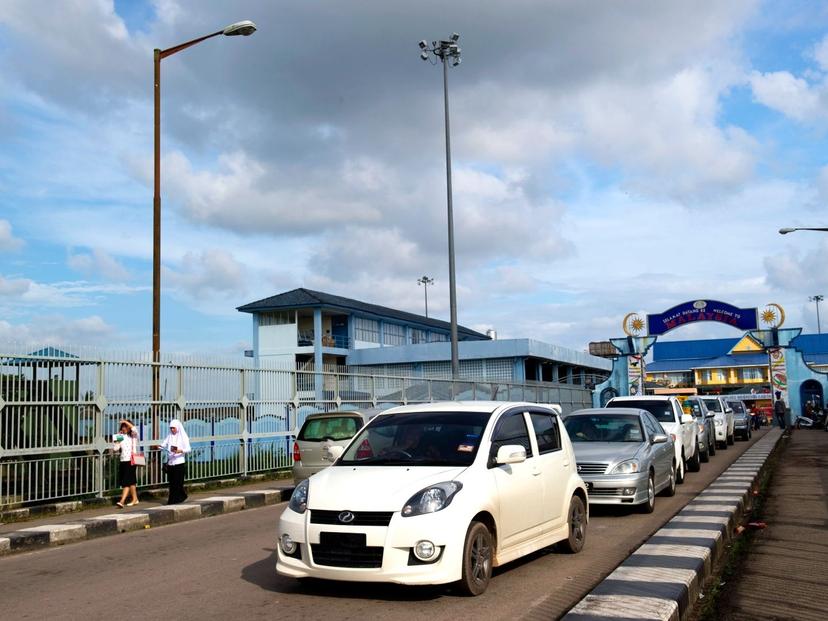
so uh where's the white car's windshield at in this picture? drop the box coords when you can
[338,411,490,466]
[564,414,644,442]
[701,398,722,412]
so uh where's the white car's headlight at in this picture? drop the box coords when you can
[288,479,309,514]
[610,460,640,474]
[402,481,462,517]
[714,419,724,427]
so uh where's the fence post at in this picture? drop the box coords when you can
[94,360,105,498]
[240,367,248,477]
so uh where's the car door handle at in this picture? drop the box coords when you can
[532,470,542,476]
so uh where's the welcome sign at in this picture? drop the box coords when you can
[647,300,758,336]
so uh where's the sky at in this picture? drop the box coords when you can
[1,0,828,356]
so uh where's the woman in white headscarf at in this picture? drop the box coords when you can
[161,419,191,505]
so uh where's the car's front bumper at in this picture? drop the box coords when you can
[714,425,727,441]
[581,471,650,505]
[276,506,465,585]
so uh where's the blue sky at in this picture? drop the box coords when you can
[1,0,828,355]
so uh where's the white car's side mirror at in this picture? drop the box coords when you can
[324,445,344,462]
[495,445,527,465]
[681,413,694,424]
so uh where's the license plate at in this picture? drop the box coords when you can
[320,532,366,548]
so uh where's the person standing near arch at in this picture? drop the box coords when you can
[773,391,787,430]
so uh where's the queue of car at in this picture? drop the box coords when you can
[277,396,754,596]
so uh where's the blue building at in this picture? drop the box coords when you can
[237,288,611,384]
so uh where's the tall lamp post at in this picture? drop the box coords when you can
[779,227,828,234]
[417,276,434,317]
[152,20,256,435]
[810,295,824,334]
[419,33,462,379]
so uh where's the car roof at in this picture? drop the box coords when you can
[568,407,645,417]
[304,410,373,420]
[609,396,673,402]
[377,401,560,416]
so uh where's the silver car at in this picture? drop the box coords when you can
[564,408,676,513]
[292,410,378,483]
[700,397,735,448]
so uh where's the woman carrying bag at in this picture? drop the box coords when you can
[161,419,191,505]
[113,420,140,508]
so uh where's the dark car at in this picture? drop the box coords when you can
[726,399,752,440]
[683,396,716,462]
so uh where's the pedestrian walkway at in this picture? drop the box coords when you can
[721,429,828,621]
[0,477,295,556]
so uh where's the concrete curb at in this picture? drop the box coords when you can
[0,486,294,556]
[563,429,782,621]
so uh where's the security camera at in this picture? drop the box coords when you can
[420,51,429,60]
[418,40,428,50]
[452,57,461,66]
[450,32,460,42]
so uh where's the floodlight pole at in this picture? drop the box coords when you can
[417,276,434,317]
[811,295,824,334]
[421,35,462,379]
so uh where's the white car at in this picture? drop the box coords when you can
[700,397,736,448]
[606,396,700,483]
[276,401,588,595]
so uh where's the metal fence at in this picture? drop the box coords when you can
[0,344,592,508]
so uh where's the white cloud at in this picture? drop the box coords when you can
[67,248,131,281]
[749,70,828,122]
[0,220,24,251]
[164,249,248,302]
[0,315,115,347]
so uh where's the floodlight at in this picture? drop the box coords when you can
[453,57,461,66]
[450,32,460,42]
[420,51,429,60]
[419,40,428,50]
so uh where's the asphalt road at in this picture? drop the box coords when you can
[0,429,768,621]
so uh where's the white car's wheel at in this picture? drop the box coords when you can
[558,495,587,554]
[458,521,493,596]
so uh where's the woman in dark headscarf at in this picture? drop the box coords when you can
[161,419,191,505]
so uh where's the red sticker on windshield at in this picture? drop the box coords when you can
[457,444,474,452]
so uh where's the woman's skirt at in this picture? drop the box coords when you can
[118,460,138,487]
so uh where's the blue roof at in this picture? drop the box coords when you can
[691,353,769,369]
[646,359,696,372]
[791,333,828,355]
[652,338,738,361]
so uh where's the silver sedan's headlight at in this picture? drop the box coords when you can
[610,460,640,474]
[288,479,309,514]
[402,481,463,517]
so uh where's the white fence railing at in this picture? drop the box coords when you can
[0,344,593,508]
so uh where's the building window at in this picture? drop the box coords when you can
[383,323,406,346]
[411,328,428,344]
[259,311,294,326]
[354,317,380,343]
[742,367,763,381]
[429,332,448,343]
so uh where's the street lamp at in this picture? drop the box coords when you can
[417,276,434,317]
[152,20,256,434]
[420,33,461,379]
[779,227,828,234]
[810,295,824,334]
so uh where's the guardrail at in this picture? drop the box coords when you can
[0,344,592,507]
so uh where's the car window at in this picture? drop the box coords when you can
[641,413,661,438]
[298,416,361,441]
[685,399,704,417]
[607,400,675,423]
[563,414,644,442]
[701,398,722,412]
[529,412,561,454]
[490,411,533,459]
[728,401,745,414]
